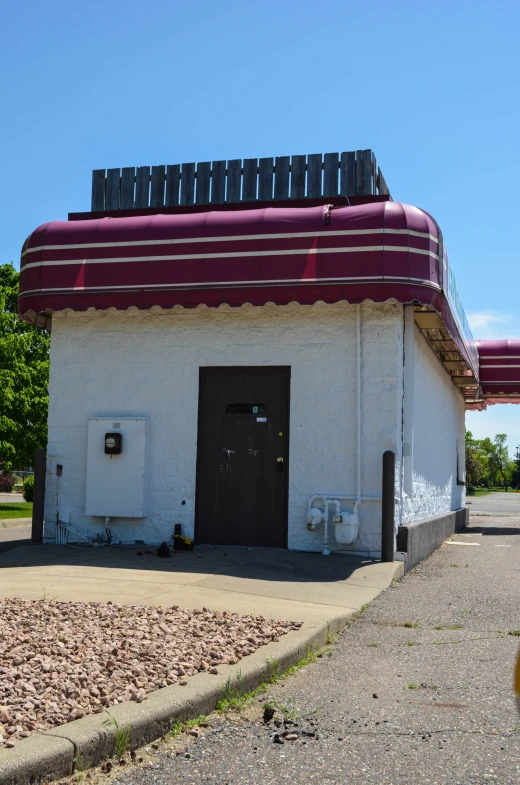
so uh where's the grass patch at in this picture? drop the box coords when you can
[402,621,420,629]
[326,621,338,645]
[215,644,323,714]
[408,682,418,689]
[103,712,131,758]
[168,714,207,739]
[0,502,33,520]
[508,630,520,637]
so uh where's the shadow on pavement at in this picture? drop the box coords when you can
[0,542,379,584]
[0,536,31,555]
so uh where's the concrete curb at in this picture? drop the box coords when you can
[0,734,74,785]
[0,610,352,785]
[0,519,31,530]
[0,559,404,785]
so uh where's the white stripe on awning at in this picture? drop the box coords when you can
[21,244,440,271]
[21,227,439,257]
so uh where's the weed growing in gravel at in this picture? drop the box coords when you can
[270,698,321,723]
[169,719,184,738]
[39,588,57,601]
[451,564,459,568]
[215,644,323,713]
[403,622,420,628]
[72,754,90,780]
[407,642,421,647]
[326,621,338,645]
[275,698,298,721]
[367,642,380,647]
[266,657,281,683]
[216,672,247,711]
[103,712,131,758]
[509,630,520,637]
[360,604,368,612]
[168,715,207,738]
[408,682,418,689]
[432,640,462,646]
[447,624,464,630]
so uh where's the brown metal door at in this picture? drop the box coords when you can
[196,367,290,547]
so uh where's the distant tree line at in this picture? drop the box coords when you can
[465,430,520,492]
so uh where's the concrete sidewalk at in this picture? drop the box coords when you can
[0,492,25,503]
[0,544,403,626]
[0,545,403,783]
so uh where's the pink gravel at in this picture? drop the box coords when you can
[0,597,302,746]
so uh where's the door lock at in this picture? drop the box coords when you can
[276,457,284,472]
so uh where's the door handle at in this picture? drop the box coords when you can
[276,457,284,472]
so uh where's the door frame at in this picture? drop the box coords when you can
[194,366,291,548]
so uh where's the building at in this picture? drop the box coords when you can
[18,150,520,568]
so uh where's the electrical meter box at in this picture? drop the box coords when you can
[86,418,149,518]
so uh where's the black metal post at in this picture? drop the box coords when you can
[381,450,395,562]
[31,449,46,544]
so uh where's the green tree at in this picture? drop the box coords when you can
[0,263,50,471]
[479,433,510,490]
[513,446,520,490]
[491,434,510,490]
[465,430,487,489]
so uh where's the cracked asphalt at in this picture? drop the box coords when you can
[80,501,520,785]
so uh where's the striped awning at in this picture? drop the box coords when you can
[19,200,479,380]
[475,340,520,405]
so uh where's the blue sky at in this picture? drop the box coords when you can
[2,0,519,451]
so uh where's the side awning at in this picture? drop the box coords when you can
[473,340,520,406]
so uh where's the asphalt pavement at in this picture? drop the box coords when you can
[0,525,31,551]
[0,492,31,552]
[92,499,520,785]
[466,490,520,516]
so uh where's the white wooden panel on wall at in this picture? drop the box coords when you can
[86,418,148,518]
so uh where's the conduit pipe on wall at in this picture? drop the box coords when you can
[403,305,415,497]
[356,304,362,507]
[306,495,382,556]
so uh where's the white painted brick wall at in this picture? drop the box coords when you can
[44,301,405,553]
[399,324,466,523]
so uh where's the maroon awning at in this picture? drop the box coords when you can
[474,340,520,405]
[19,200,479,377]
